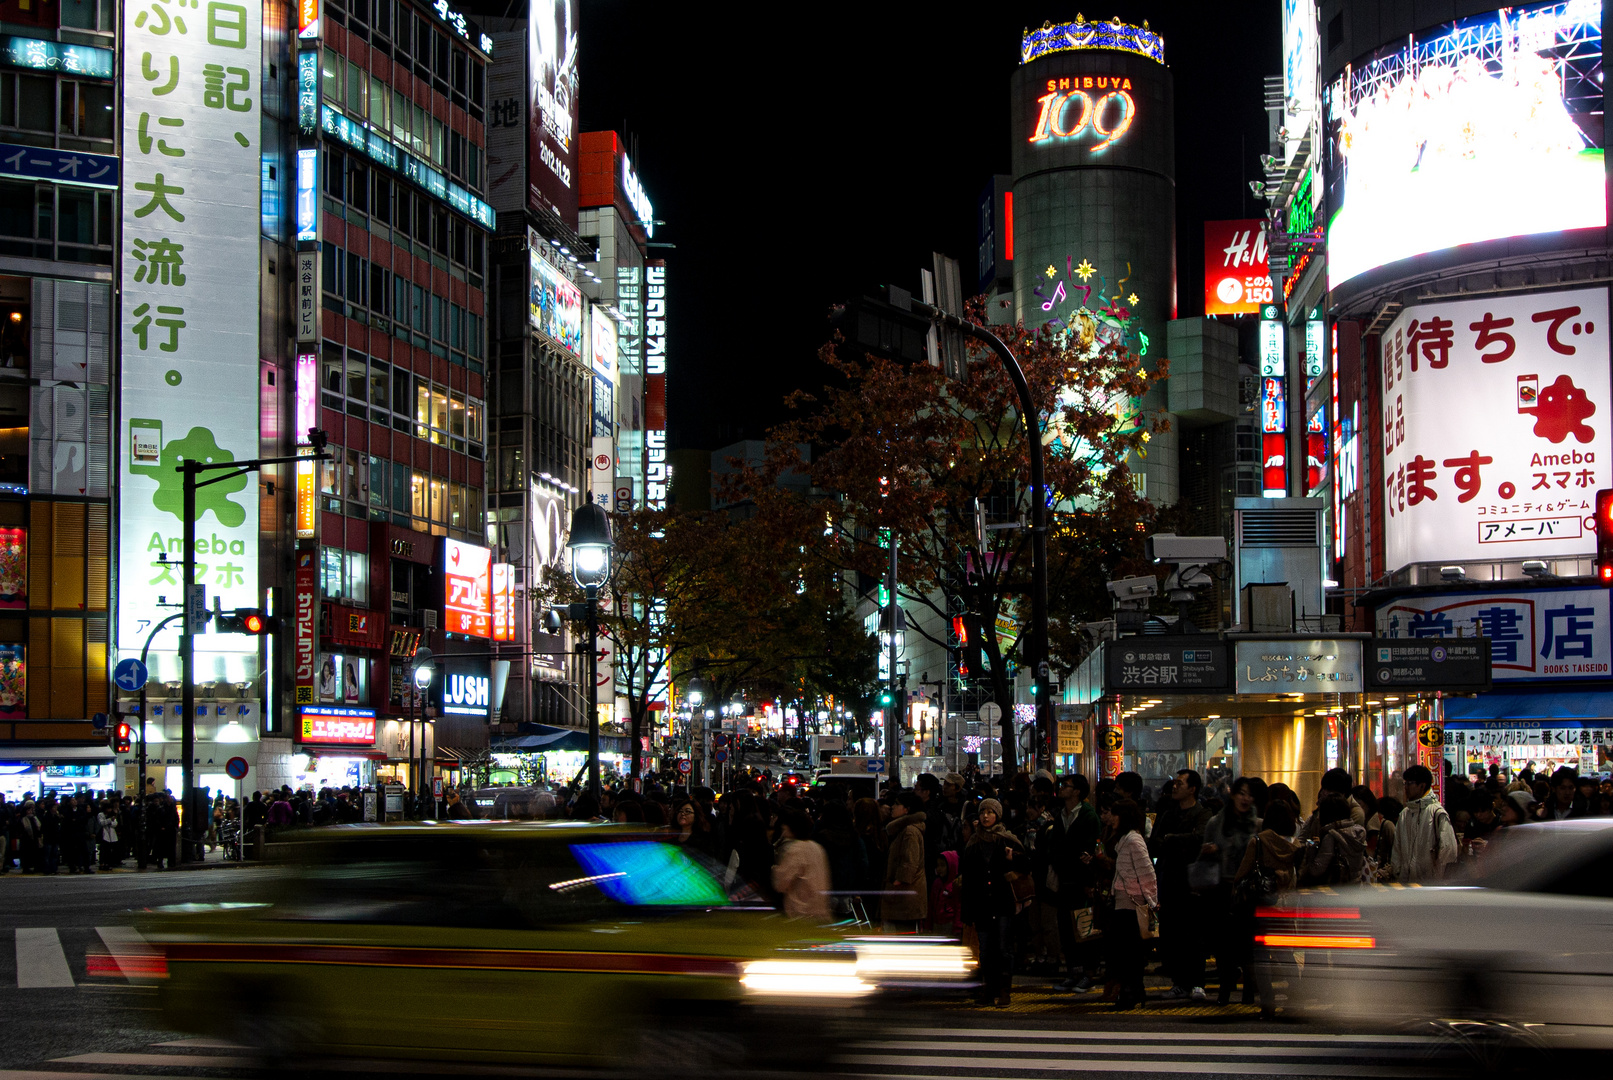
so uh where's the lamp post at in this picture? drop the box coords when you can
[409,651,435,816]
[568,503,613,801]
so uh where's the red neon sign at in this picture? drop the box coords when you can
[1029,77,1137,153]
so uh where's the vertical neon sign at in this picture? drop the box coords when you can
[1260,304,1286,497]
[295,148,318,242]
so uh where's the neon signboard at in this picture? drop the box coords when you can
[1029,77,1136,153]
[443,538,492,638]
[295,148,318,242]
[299,706,376,745]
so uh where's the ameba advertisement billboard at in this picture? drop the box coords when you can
[1324,1,1605,290]
[528,0,578,226]
[1381,287,1610,570]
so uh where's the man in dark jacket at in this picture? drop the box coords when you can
[1149,768,1213,1000]
[1041,773,1101,990]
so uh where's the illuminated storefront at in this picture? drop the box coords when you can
[293,705,378,790]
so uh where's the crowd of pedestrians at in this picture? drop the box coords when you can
[0,789,183,872]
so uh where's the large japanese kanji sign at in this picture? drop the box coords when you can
[1381,288,1610,570]
[1376,587,1613,683]
[118,0,261,653]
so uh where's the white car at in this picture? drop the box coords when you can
[1257,820,1613,1053]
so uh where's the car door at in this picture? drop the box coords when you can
[1518,838,1613,1040]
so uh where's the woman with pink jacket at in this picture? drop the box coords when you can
[1109,798,1158,1010]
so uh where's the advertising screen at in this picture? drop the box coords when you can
[1204,220,1270,315]
[1325,1,1605,290]
[529,241,582,354]
[527,0,578,226]
[1381,287,1610,569]
[442,538,492,638]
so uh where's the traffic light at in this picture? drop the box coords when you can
[112,722,132,754]
[215,607,274,634]
[879,690,893,706]
[1597,490,1613,584]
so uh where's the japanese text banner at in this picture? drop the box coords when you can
[1377,587,1612,683]
[1381,287,1610,569]
[118,0,262,653]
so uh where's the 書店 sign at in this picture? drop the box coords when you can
[1376,587,1612,683]
[1105,637,1232,691]
[1365,638,1491,691]
[1381,288,1610,570]
[1235,639,1361,693]
[118,0,261,656]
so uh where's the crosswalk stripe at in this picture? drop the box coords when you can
[93,926,160,980]
[14,929,73,989]
[896,1028,1440,1044]
[52,1054,247,1069]
[842,1066,1441,1079]
[861,1040,1430,1058]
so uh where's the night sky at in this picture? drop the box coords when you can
[576,2,1281,451]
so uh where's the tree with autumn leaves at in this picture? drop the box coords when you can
[539,504,880,782]
[738,295,1166,774]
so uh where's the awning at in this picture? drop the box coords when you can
[497,727,630,755]
[0,745,115,765]
[1443,691,1613,722]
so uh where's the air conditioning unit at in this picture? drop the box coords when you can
[419,608,438,630]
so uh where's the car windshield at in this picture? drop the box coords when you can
[1452,823,1613,892]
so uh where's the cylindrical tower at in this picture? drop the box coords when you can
[1009,17,1177,501]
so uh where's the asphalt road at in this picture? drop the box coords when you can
[0,867,1471,1079]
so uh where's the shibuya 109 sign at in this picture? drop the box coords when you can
[1381,287,1610,569]
[1028,74,1136,153]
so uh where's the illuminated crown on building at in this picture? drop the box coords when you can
[1021,14,1165,65]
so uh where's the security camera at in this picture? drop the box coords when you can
[1107,576,1158,612]
[1146,534,1228,564]
[1521,560,1555,579]
[1439,565,1467,582]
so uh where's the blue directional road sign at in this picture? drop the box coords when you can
[113,658,148,693]
[866,758,886,773]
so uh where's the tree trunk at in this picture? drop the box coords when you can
[988,667,1017,776]
[629,703,643,791]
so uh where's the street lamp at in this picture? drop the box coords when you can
[568,502,613,801]
[409,648,435,816]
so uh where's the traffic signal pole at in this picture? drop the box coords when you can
[177,446,325,863]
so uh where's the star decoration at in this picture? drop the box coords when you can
[1045,264,1058,279]
[1127,293,1140,306]
[1074,259,1096,281]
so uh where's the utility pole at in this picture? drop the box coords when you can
[886,534,898,765]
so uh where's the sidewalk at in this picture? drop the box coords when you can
[1,843,248,876]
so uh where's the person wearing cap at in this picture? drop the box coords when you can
[961,797,1024,1006]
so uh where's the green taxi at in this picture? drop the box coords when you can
[139,822,971,1068]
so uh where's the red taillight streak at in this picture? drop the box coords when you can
[86,952,168,978]
[1255,907,1359,919]
[1257,933,1375,949]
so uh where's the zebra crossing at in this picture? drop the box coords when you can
[6,926,156,990]
[837,1026,1453,1079]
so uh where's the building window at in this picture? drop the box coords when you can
[321,547,369,605]
[0,181,114,264]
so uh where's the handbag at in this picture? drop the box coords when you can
[1072,906,1097,941]
[1232,835,1278,912]
[1006,870,1037,913]
[1136,904,1159,939]
[1187,857,1221,892]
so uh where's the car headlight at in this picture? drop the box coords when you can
[740,959,872,997]
[851,938,974,982]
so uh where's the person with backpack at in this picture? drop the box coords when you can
[1300,794,1368,886]
[1390,765,1457,883]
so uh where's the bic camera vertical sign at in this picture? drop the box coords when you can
[119,0,261,655]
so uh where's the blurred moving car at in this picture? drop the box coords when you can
[138,823,972,1068]
[1258,820,1613,1050]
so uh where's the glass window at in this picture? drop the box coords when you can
[369,75,387,127]
[321,547,343,599]
[429,477,447,524]
[56,187,94,245]
[348,160,368,214]
[465,398,483,444]
[368,361,389,409]
[430,388,449,432]
[450,304,462,351]
[411,470,428,519]
[346,550,370,606]
[18,75,53,132]
[392,463,411,514]
[449,391,465,438]
[319,442,343,498]
[344,351,366,400]
[431,118,445,166]
[321,48,341,103]
[367,456,387,510]
[414,380,430,436]
[412,102,426,156]
[391,366,410,415]
[344,447,366,510]
[79,82,113,140]
[391,88,409,146]
[346,60,365,116]
[449,481,464,530]
[321,342,344,406]
[411,284,425,331]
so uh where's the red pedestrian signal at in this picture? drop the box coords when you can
[1598,490,1613,585]
[112,722,132,754]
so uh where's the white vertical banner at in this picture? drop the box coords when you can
[119,0,262,654]
[590,435,613,511]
